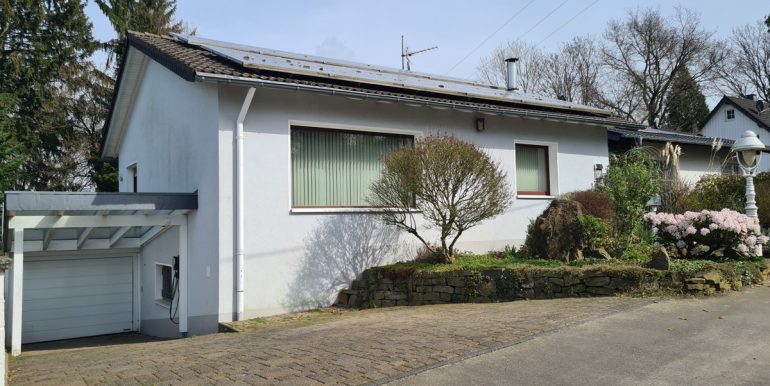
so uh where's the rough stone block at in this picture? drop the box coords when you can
[650,247,671,270]
[472,296,491,303]
[609,278,632,290]
[422,292,440,301]
[478,281,496,296]
[386,292,407,300]
[395,300,408,306]
[548,277,565,286]
[447,277,466,287]
[563,275,581,286]
[686,283,705,290]
[439,292,451,301]
[702,271,723,285]
[685,278,706,284]
[381,300,395,307]
[584,276,611,287]
[434,285,454,294]
[377,283,392,291]
[374,291,387,300]
[586,286,615,295]
[571,284,586,293]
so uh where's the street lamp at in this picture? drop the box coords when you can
[731,130,765,256]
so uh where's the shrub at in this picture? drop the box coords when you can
[370,135,513,263]
[686,175,745,212]
[598,149,660,244]
[578,215,609,250]
[686,173,770,228]
[620,243,653,264]
[646,209,769,259]
[568,190,614,225]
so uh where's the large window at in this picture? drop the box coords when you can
[515,144,550,195]
[291,126,413,208]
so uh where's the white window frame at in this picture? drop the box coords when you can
[154,262,173,308]
[513,140,559,199]
[287,120,421,213]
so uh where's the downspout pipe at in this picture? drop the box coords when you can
[235,87,256,321]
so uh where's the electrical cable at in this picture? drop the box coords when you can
[516,0,570,41]
[444,0,536,75]
[169,256,180,325]
[534,0,600,47]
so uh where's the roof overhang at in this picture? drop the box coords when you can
[101,48,150,160]
[198,72,645,130]
[3,192,197,253]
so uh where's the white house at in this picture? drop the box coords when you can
[2,32,642,353]
[700,95,770,172]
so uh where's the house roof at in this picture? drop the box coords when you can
[608,127,733,148]
[101,32,645,158]
[701,95,770,131]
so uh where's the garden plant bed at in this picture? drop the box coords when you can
[339,256,770,308]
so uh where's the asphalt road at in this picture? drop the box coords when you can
[389,285,770,386]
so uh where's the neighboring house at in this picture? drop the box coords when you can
[1,32,642,353]
[700,95,770,172]
[608,127,733,184]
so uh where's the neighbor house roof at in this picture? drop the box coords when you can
[701,95,770,131]
[102,32,644,158]
[608,127,734,148]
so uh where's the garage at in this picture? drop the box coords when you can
[22,255,135,344]
[3,191,197,355]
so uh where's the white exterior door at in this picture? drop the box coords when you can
[22,255,135,344]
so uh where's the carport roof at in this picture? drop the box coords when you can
[2,192,197,253]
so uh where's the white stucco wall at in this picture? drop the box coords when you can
[117,57,221,335]
[701,103,770,172]
[215,85,610,320]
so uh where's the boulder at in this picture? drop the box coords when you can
[585,247,612,260]
[650,247,671,270]
[525,199,584,262]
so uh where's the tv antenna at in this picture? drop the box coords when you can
[401,35,438,71]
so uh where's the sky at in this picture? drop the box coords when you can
[85,0,768,94]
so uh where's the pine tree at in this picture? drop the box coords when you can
[96,0,188,70]
[663,69,710,133]
[0,0,98,192]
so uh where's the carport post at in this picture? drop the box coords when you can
[179,222,188,336]
[10,228,23,356]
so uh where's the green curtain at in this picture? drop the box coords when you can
[516,145,548,194]
[291,128,411,207]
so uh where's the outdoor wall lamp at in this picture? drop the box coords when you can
[731,130,765,256]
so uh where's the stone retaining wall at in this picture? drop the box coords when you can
[338,264,770,308]
[340,266,662,308]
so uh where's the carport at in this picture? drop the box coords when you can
[2,192,197,355]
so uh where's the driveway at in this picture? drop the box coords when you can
[390,285,770,385]
[10,296,651,385]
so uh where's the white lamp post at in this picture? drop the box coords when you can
[731,130,765,256]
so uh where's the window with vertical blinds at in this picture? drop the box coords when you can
[515,144,550,195]
[291,127,413,207]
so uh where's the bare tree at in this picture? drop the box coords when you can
[369,135,513,263]
[541,37,602,105]
[601,7,726,126]
[476,40,546,93]
[717,21,770,101]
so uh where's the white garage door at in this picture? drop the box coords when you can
[23,255,135,344]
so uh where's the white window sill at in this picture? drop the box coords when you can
[291,207,420,214]
[517,195,556,200]
[155,299,172,309]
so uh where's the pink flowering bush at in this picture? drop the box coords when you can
[645,209,769,259]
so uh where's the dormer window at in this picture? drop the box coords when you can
[726,109,735,120]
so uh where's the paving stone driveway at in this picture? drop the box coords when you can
[11,297,653,385]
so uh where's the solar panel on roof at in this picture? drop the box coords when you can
[174,34,611,116]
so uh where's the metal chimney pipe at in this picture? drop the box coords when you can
[505,58,519,91]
